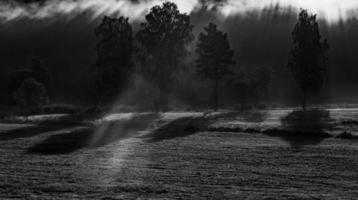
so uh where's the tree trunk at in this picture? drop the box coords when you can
[213,78,219,111]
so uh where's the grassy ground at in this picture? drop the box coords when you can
[0,110,357,199]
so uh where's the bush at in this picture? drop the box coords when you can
[281,109,333,132]
[257,103,268,110]
[13,78,49,109]
[40,104,78,114]
[84,106,103,114]
[240,104,254,111]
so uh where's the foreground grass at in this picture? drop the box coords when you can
[0,109,357,199]
[0,127,357,199]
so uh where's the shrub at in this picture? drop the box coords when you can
[281,109,332,132]
[84,106,103,114]
[40,104,78,114]
[13,78,49,110]
[257,103,268,110]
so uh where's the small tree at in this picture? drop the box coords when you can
[8,57,50,105]
[136,2,194,111]
[94,16,134,105]
[196,23,235,111]
[29,58,49,89]
[251,65,274,104]
[13,78,49,109]
[230,65,273,108]
[288,10,329,111]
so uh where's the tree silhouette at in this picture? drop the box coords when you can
[8,58,49,105]
[233,65,273,107]
[13,78,49,109]
[136,2,194,111]
[29,58,50,94]
[288,10,329,111]
[196,23,235,111]
[94,16,134,105]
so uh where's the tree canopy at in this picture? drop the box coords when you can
[196,22,235,110]
[94,16,134,105]
[136,2,194,110]
[8,58,50,105]
[288,10,329,111]
[13,78,49,109]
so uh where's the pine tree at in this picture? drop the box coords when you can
[196,23,235,111]
[288,10,329,111]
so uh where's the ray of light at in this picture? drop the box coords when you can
[0,0,357,24]
[215,0,358,23]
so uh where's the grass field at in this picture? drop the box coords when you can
[0,109,357,199]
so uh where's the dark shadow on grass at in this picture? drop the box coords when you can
[0,125,71,141]
[336,131,358,140]
[264,109,333,150]
[1,113,102,126]
[27,127,94,154]
[206,111,267,123]
[34,113,101,126]
[28,113,160,155]
[205,111,267,133]
[0,113,103,141]
[241,111,267,123]
[144,116,210,142]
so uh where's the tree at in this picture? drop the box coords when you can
[29,58,49,88]
[136,2,194,111]
[8,57,49,105]
[94,16,134,105]
[233,65,273,107]
[13,78,49,109]
[288,10,329,111]
[196,23,235,111]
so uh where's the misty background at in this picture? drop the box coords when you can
[1,0,358,108]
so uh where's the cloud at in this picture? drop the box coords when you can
[0,0,200,23]
[211,0,358,22]
[0,0,357,23]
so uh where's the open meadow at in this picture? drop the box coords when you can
[0,108,357,199]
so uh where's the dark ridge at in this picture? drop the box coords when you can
[262,128,332,138]
[144,116,210,142]
[28,113,160,154]
[336,131,358,139]
[0,125,71,141]
[27,127,94,154]
[340,120,358,126]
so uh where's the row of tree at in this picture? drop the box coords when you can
[94,2,236,111]
[94,2,328,111]
[8,2,328,112]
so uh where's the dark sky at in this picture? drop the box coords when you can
[1,0,358,104]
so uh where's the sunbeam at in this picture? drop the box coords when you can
[0,0,357,23]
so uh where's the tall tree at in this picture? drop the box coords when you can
[136,2,194,111]
[94,16,134,105]
[288,10,329,111]
[196,23,235,111]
